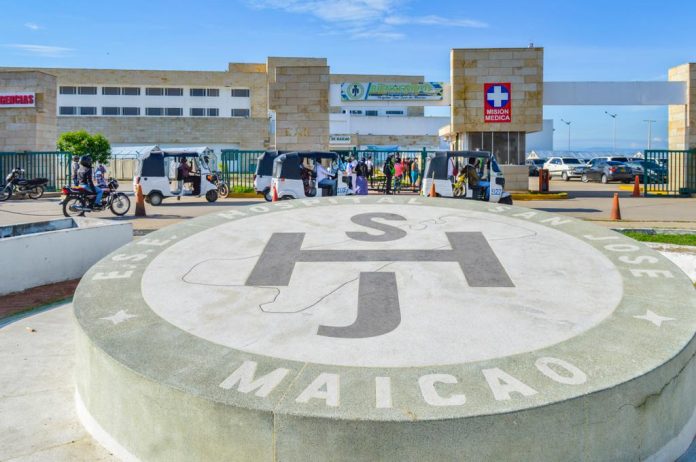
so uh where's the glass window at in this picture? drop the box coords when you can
[122,87,141,96]
[190,108,205,116]
[493,132,509,164]
[165,88,183,96]
[207,108,219,117]
[207,89,219,97]
[101,107,120,116]
[385,110,404,115]
[78,86,97,95]
[165,107,182,116]
[146,88,164,96]
[102,87,121,95]
[190,88,206,97]
[79,106,97,115]
[122,107,140,116]
[146,107,163,116]
[365,110,379,116]
[59,106,77,115]
[231,108,250,117]
[59,86,77,95]
[231,89,250,97]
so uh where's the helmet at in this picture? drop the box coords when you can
[79,155,93,168]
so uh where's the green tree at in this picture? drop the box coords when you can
[57,130,111,164]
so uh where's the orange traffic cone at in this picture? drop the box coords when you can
[631,175,641,197]
[429,180,437,198]
[271,184,278,202]
[135,184,146,217]
[610,192,621,221]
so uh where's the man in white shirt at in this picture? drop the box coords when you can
[315,161,336,196]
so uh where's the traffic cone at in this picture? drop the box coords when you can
[429,180,437,198]
[632,175,641,197]
[271,184,278,202]
[610,192,621,221]
[135,184,146,217]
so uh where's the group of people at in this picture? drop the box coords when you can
[71,155,108,206]
[381,155,420,195]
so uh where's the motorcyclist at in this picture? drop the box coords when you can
[71,155,80,186]
[77,155,104,206]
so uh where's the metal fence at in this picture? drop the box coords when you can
[0,152,70,191]
[643,150,696,196]
[220,148,432,192]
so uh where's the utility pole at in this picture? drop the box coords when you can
[605,111,617,153]
[561,119,571,151]
[643,119,656,150]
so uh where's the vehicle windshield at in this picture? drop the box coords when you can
[491,158,501,173]
[562,158,582,164]
[606,161,623,166]
[611,157,629,162]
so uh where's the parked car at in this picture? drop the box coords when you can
[581,159,633,184]
[543,157,588,181]
[626,160,668,184]
[526,158,547,176]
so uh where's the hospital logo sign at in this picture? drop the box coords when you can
[484,83,511,123]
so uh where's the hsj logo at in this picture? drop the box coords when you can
[484,83,512,123]
[343,82,366,101]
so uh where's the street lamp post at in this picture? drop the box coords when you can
[560,119,571,151]
[605,111,617,153]
[643,119,656,150]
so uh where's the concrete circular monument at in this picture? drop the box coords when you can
[73,196,696,461]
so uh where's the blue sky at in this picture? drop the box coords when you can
[2,0,695,150]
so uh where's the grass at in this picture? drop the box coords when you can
[622,231,696,247]
[231,185,255,193]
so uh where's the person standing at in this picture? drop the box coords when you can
[411,159,419,191]
[355,158,369,195]
[95,164,108,188]
[383,154,395,195]
[177,158,190,200]
[393,156,404,193]
[366,156,374,188]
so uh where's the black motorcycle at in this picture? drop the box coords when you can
[0,168,49,201]
[60,178,131,217]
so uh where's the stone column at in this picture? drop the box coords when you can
[0,71,57,151]
[668,63,696,150]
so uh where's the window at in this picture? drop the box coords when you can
[190,88,206,97]
[122,107,140,116]
[365,110,379,117]
[207,88,219,97]
[231,89,250,97]
[165,107,183,116]
[146,88,164,96]
[386,110,404,115]
[78,86,97,95]
[165,88,183,96]
[190,107,205,116]
[122,87,141,96]
[231,108,250,117]
[59,86,76,95]
[207,108,219,117]
[101,107,120,116]
[59,106,77,115]
[79,106,97,115]
[102,87,121,95]
[146,107,164,116]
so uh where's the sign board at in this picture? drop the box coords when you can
[341,82,443,101]
[0,93,35,108]
[329,135,352,145]
[484,83,511,123]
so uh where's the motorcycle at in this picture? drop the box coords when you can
[0,168,48,201]
[60,178,131,217]
[208,172,229,198]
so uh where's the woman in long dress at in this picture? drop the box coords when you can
[355,158,369,195]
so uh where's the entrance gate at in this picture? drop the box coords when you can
[643,149,696,196]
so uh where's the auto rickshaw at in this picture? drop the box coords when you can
[421,151,513,205]
[271,151,354,200]
[254,151,291,201]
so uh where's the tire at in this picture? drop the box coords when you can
[0,185,11,201]
[263,188,272,202]
[280,195,293,200]
[581,174,589,183]
[205,190,218,202]
[148,191,163,206]
[499,195,513,205]
[110,193,131,216]
[562,172,569,181]
[63,197,86,217]
[601,174,608,184]
[218,183,229,198]
[28,185,44,199]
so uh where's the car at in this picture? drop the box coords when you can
[626,160,667,184]
[526,158,547,176]
[543,157,588,181]
[581,159,633,184]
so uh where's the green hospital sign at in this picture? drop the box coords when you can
[341,82,444,101]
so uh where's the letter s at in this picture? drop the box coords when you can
[346,213,407,242]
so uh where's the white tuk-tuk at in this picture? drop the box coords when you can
[271,152,354,200]
[421,151,513,204]
[133,147,219,205]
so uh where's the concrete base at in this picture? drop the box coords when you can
[72,196,696,461]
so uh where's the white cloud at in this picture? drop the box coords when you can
[4,44,73,58]
[24,22,42,30]
[385,15,487,28]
